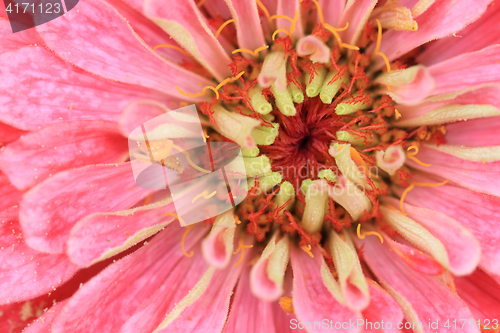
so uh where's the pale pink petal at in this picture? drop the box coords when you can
[0,20,40,54]
[0,207,78,305]
[296,35,331,63]
[398,0,435,17]
[384,196,481,276]
[19,163,155,254]
[225,0,267,52]
[277,0,304,40]
[0,171,23,212]
[339,0,378,45]
[428,45,500,96]
[118,100,169,136]
[405,144,500,197]
[354,227,481,333]
[455,269,500,322]
[395,85,500,127]
[144,0,233,81]
[393,172,500,283]
[290,246,361,333]
[52,223,207,333]
[417,3,500,66]
[36,0,214,98]
[153,236,251,333]
[318,0,345,28]
[119,242,210,333]
[445,116,500,147]
[204,0,232,20]
[67,199,176,267]
[371,0,491,66]
[23,300,68,333]
[362,280,404,333]
[0,47,173,131]
[0,121,128,190]
[376,65,435,104]
[225,265,277,333]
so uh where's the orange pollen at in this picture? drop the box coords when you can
[279,296,295,314]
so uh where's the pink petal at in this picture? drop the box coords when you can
[406,144,500,197]
[52,223,207,333]
[417,3,500,66]
[339,0,378,45]
[384,197,481,276]
[118,100,170,136]
[19,163,155,254]
[226,0,267,52]
[119,242,210,333]
[393,172,500,283]
[0,207,78,305]
[372,0,491,66]
[361,280,404,333]
[0,20,40,53]
[204,0,232,20]
[225,265,278,333]
[23,300,68,333]
[0,47,173,131]
[354,227,481,333]
[455,269,500,322]
[0,171,23,212]
[318,0,345,28]
[395,85,500,126]
[296,36,331,63]
[290,246,361,333]
[144,0,232,81]
[0,121,128,190]
[154,236,251,333]
[428,45,500,96]
[0,121,27,147]
[377,65,435,104]
[398,0,435,17]
[445,116,500,147]
[277,0,304,39]
[67,199,176,267]
[36,0,214,98]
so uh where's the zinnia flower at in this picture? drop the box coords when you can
[1,0,500,332]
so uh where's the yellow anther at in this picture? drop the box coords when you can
[272,29,290,40]
[269,14,295,23]
[232,46,269,57]
[300,244,314,258]
[406,146,431,167]
[399,179,449,214]
[395,109,402,119]
[215,19,237,39]
[374,19,393,91]
[181,225,194,257]
[202,130,209,142]
[256,0,271,22]
[152,44,190,56]
[163,212,187,227]
[233,239,253,267]
[215,71,245,90]
[176,71,244,99]
[357,224,384,243]
[143,193,153,206]
[324,23,359,50]
[191,190,217,203]
[289,10,299,36]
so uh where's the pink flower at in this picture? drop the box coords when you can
[1,0,500,332]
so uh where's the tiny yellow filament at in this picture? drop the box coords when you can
[399,180,449,214]
[272,29,290,40]
[171,144,212,174]
[406,146,431,167]
[181,225,195,257]
[357,224,384,243]
[232,46,269,57]
[374,19,393,91]
[163,212,187,227]
[176,71,244,99]
[192,190,217,203]
[152,44,189,56]
[300,244,314,258]
[395,109,402,119]
[215,19,237,39]
[324,24,359,50]
[256,0,271,22]
[269,14,294,22]
[233,239,253,267]
[196,0,206,8]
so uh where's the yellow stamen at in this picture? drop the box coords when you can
[279,296,295,314]
[256,0,271,22]
[232,46,269,57]
[233,239,253,267]
[269,14,295,23]
[181,225,195,257]
[406,146,431,167]
[395,109,402,119]
[196,0,206,8]
[152,44,190,56]
[143,193,153,206]
[357,224,384,243]
[163,212,187,227]
[171,144,212,173]
[324,24,359,50]
[177,86,219,99]
[350,147,370,177]
[215,19,237,39]
[374,19,393,91]
[191,190,217,203]
[399,180,449,214]
[272,29,290,40]
[215,71,245,90]
[300,244,314,258]
[289,11,299,36]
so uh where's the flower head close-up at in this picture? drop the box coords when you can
[1,0,500,332]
